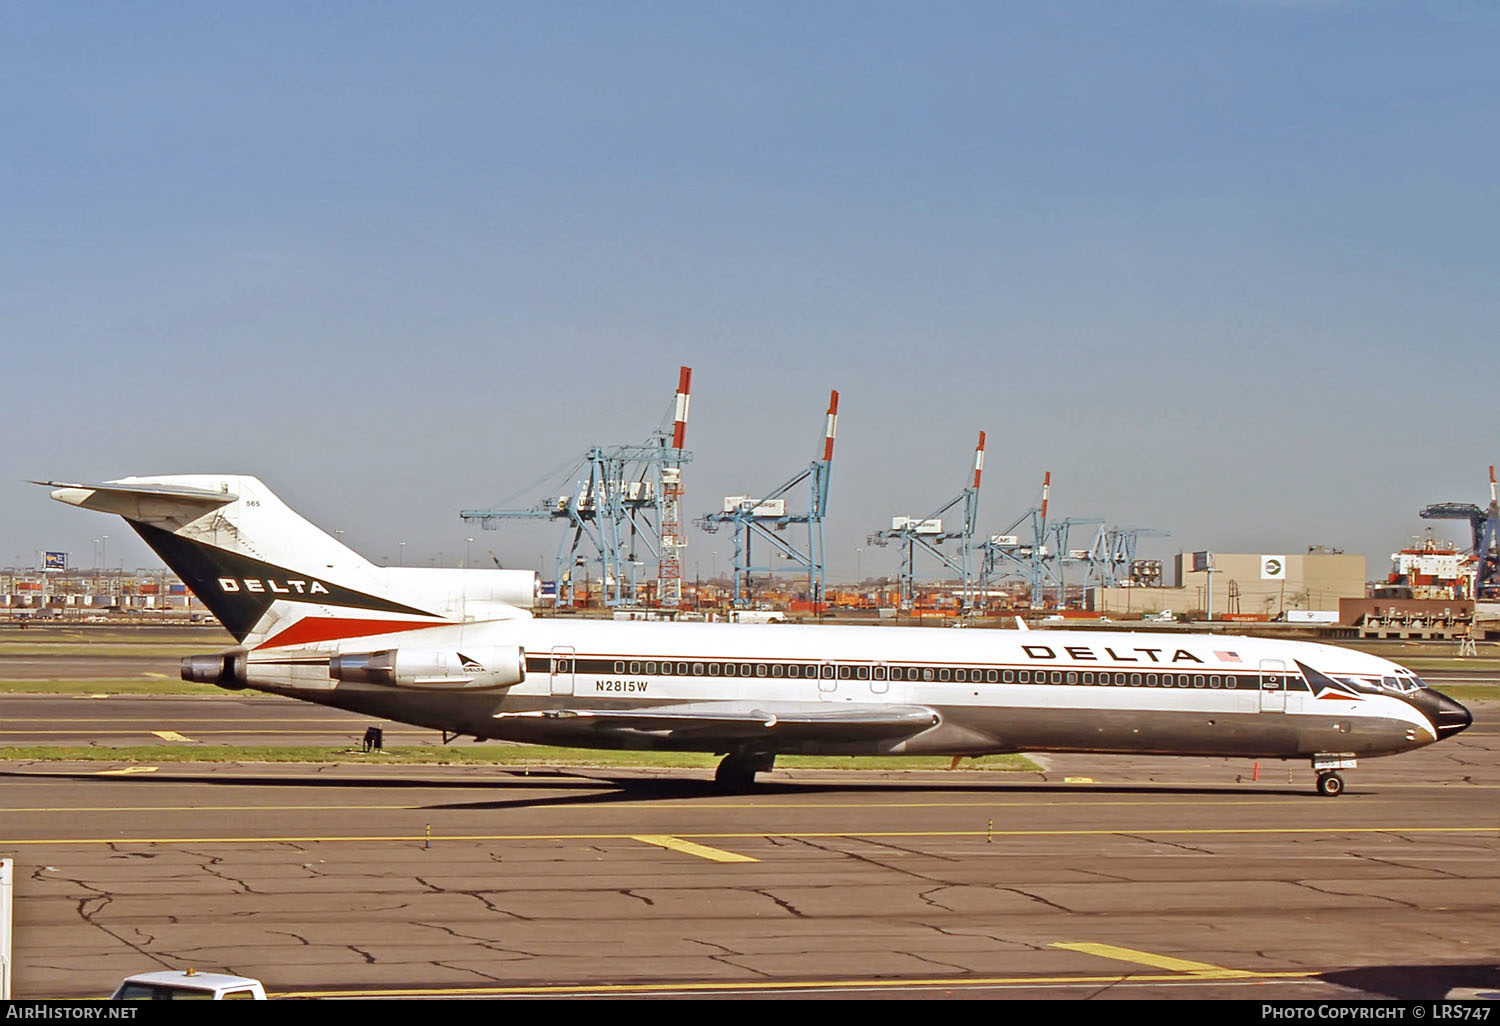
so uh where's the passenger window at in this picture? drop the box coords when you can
[856,666,870,680]
[614,661,625,673]
[987,670,998,683]
[693,662,704,675]
[923,668,935,682]
[756,664,768,677]
[771,664,783,677]
[1002,670,1014,683]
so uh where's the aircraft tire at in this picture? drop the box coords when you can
[1316,772,1345,797]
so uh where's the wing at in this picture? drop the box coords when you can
[495,701,939,744]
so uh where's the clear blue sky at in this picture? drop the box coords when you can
[3,1,1497,583]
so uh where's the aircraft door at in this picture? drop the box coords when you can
[550,647,575,697]
[1259,658,1287,713]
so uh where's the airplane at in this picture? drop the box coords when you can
[41,475,1473,796]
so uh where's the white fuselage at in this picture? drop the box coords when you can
[243,618,1452,762]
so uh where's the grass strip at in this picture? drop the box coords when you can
[0,679,226,695]
[1420,684,1497,702]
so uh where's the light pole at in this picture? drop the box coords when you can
[399,541,406,567]
[466,537,473,568]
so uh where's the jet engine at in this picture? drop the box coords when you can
[181,650,249,688]
[328,646,526,689]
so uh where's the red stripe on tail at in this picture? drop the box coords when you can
[257,617,446,650]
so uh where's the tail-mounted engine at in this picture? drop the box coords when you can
[181,651,249,689]
[327,646,526,690]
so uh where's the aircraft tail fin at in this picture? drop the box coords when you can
[43,476,533,646]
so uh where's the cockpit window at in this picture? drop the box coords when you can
[1369,673,1426,694]
[1334,673,1425,694]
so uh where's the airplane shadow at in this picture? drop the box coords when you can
[1319,962,1500,1000]
[0,765,1319,810]
[421,775,1318,810]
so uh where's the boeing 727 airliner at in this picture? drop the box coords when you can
[42,475,1472,795]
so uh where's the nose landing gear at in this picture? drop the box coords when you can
[1316,772,1345,797]
[1312,754,1356,797]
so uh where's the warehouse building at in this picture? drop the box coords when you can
[1089,549,1366,620]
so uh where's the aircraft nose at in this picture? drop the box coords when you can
[1423,689,1473,739]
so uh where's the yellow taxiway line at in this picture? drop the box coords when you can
[94,767,158,776]
[1051,942,1254,978]
[632,834,758,862]
[0,825,1490,847]
[274,967,1315,999]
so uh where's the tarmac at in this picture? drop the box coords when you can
[1,695,1496,1000]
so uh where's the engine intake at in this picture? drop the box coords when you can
[328,646,526,689]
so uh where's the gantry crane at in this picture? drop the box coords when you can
[1420,465,1500,599]
[460,367,694,608]
[697,391,839,611]
[868,432,986,613]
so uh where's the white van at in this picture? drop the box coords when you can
[111,969,266,1000]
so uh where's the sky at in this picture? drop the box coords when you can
[3,1,1497,585]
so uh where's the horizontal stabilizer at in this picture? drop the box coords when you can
[38,479,239,517]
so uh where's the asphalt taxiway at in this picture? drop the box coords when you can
[1,700,1496,1000]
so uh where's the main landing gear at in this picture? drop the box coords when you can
[714,750,775,793]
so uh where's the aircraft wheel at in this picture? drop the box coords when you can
[1316,772,1345,797]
